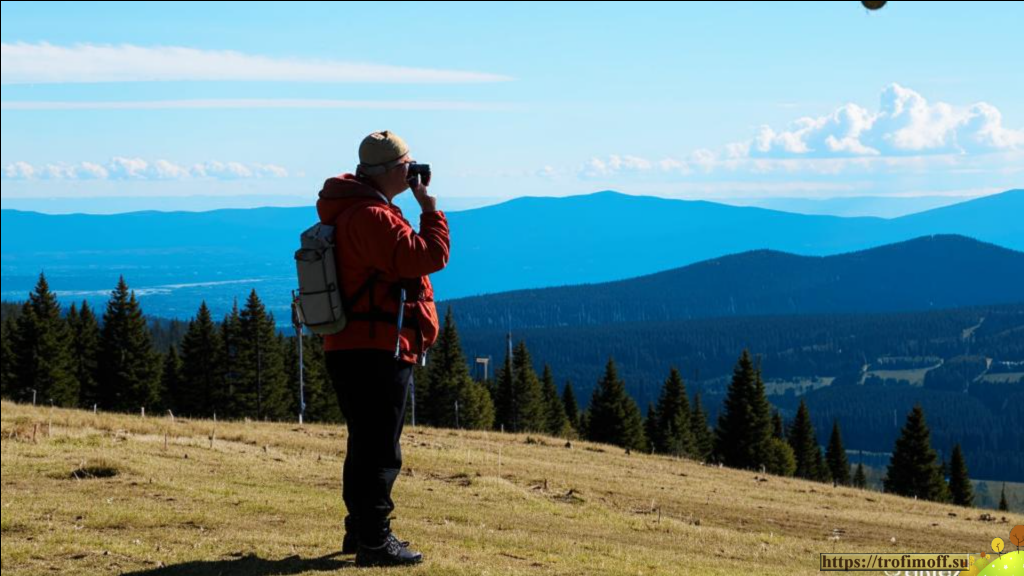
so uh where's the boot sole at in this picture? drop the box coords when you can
[355,555,423,567]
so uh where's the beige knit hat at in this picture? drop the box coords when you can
[358,130,410,175]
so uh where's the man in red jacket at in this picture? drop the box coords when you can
[316,130,449,567]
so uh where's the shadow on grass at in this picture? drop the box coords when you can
[121,552,354,575]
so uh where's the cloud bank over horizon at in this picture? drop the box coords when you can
[3,158,290,181]
[579,84,1024,180]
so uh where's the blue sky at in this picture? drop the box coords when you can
[2,1,1022,216]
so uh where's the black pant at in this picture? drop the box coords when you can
[326,348,413,545]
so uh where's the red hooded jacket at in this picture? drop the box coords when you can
[315,173,450,365]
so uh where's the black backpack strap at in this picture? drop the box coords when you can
[339,270,380,316]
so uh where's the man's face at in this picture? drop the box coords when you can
[377,154,414,197]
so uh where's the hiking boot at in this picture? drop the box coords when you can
[343,530,409,554]
[355,532,423,567]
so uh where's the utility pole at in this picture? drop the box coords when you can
[475,357,491,382]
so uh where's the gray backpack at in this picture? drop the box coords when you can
[293,194,386,335]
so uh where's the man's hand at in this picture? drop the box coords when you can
[410,177,437,213]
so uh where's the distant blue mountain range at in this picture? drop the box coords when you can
[1,189,1020,319]
[435,188,1022,298]
[442,234,1024,330]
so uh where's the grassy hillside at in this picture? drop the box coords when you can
[2,401,1019,575]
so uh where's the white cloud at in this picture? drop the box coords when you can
[0,42,513,84]
[959,102,1024,151]
[190,161,287,179]
[4,161,35,179]
[571,85,1022,182]
[2,158,290,181]
[42,163,78,180]
[252,163,289,178]
[744,83,1023,158]
[3,161,106,180]
[109,157,150,179]
[657,158,689,173]
[225,162,253,179]
[581,154,689,178]
[152,159,190,180]
[689,149,718,172]
[78,161,109,179]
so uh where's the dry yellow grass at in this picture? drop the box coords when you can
[2,400,1018,575]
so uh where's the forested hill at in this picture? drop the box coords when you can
[443,234,1024,330]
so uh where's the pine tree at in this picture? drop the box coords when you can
[221,300,243,417]
[651,367,696,457]
[423,307,463,426]
[998,484,1009,511]
[66,303,80,383]
[492,340,545,433]
[883,405,949,502]
[826,420,852,485]
[562,381,580,433]
[587,357,647,452]
[1,317,13,398]
[647,391,665,454]
[947,443,974,507]
[306,333,342,423]
[813,446,830,483]
[275,333,296,418]
[479,372,496,408]
[98,277,161,412]
[419,308,454,426]
[493,349,515,432]
[11,273,78,407]
[644,402,658,453]
[714,350,772,470]
[763,437,797,477]
[161,346,183,410]
[750,360,774,464]
[578,408,590,439]
[235,290,290,420]
[422,308,493,430]
[853,463,868,489]
[68,301,101,408]
[540,364,569,436]
[510,341,546,433]
[178,302,225,417]
[454,373,495,431]
[772,411,785,440]
[690,391,714,462]
[787,399,823,480]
